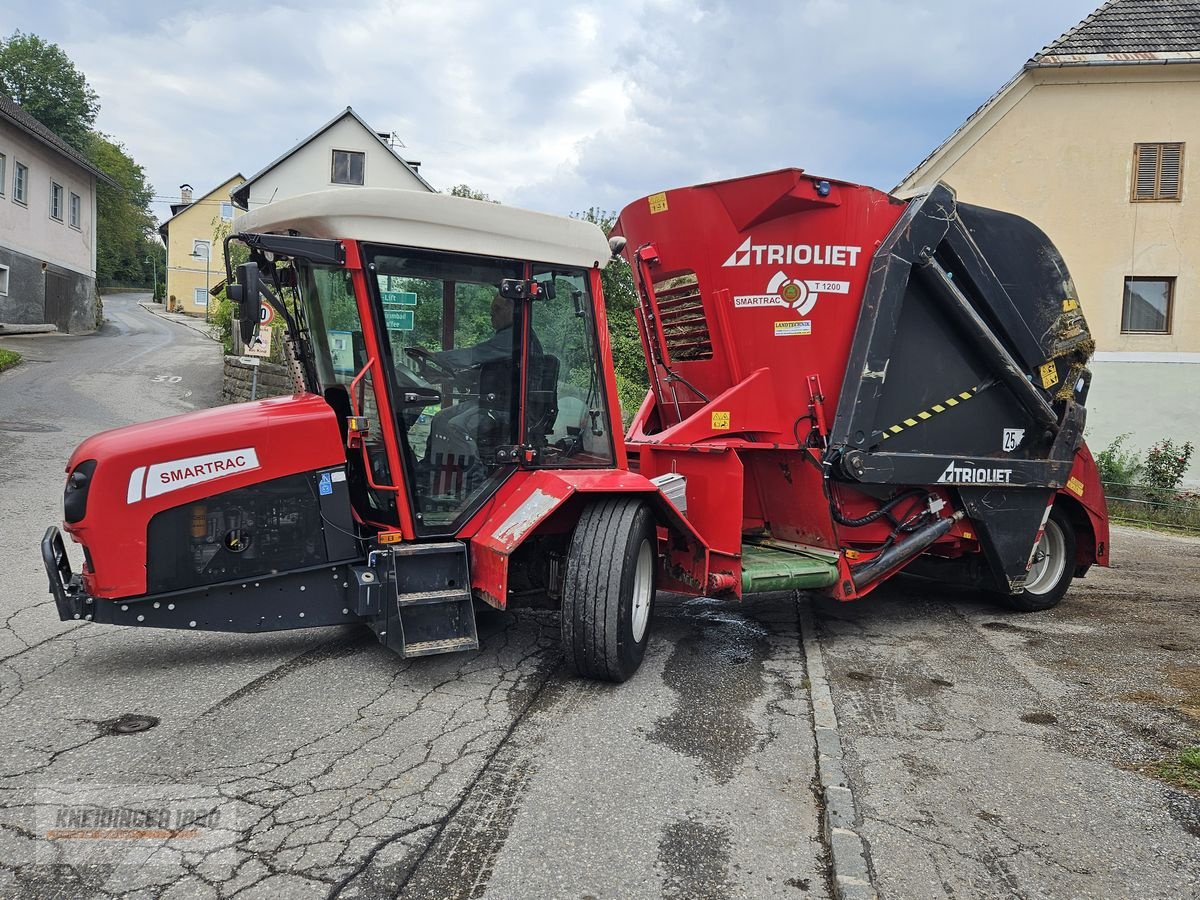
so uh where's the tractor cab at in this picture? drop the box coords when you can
[228,190,622,538]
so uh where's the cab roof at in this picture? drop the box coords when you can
[235,188,612,269]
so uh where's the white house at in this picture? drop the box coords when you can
[231,107,433,211]
[0,94,113,332]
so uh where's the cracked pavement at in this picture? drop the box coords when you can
[814,526,1200,899]
[0,297,829,898]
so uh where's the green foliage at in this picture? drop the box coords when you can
[572,208,648,422]
[0,31,98,150]
[1096,433,1143,487]
[88,133,157,287]
[448,184,497,203]
[210,292,235,354]
[1154,747,1200,793]
[0,348,21,372]
[1143,438,1194,494]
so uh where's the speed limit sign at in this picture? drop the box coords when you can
[259,304,276,326]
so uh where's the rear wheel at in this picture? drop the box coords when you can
[560,498,657,682]
[1001,507,1076,612]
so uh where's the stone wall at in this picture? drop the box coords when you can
[222,356,298,404]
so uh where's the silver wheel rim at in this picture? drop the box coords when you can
[1025,519,1067,596]
[631,538,653,643]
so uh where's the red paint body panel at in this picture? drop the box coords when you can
[1059,443,1110,568]
[64,393,345,598]
[614,171,908,589]
[465,468,709,608]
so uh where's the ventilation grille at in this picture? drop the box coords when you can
[653,272,713,361]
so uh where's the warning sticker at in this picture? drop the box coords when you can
[1062,298,1079,312]
[1039,361,1059,389]
[319,472,334,496]
[711,411,730,430]
[774,320,812,337]
[648,192,669,214]
[1066,476,1085,498]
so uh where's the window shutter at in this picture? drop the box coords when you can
[1159,144,1183,199]
[1135,145,1160,199]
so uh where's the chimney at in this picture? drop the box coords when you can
[180,183,193,204]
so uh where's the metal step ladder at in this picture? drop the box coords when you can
[385,541,479,659]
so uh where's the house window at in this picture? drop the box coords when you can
[0,264,9,296]
[194,287,209,308]
[13,161,28,204]
[1132,143,1184,201]
[220,201,234,220]
[192,239,210,259]
[0,154,5,196]
[50,181,64,221]
[69,192,81,229]
[331,149,365,185]
[1121,277,1174,334]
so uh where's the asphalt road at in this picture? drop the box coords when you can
[1,295,1196,899]
[0,296,827,898]
[817,526,1200,899]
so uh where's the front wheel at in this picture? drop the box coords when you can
[560,498,657,682]
[1001,507,1076,612]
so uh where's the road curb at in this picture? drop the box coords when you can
[138,301,220,342]
[799,601,878,900]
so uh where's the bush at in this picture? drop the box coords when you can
[1096,433,1142,487]
[209,293,235,354]
[1143,438,1194,495]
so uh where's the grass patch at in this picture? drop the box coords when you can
[1154,747,1200,793]
[0,348,21,373]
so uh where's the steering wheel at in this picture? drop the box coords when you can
[405,346,458,380]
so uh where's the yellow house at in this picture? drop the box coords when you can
[897,0,1200,474]
[158,175,244,316]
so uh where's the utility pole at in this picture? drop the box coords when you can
[146,255,158,302]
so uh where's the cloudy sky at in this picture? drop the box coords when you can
[8,0,1099,225]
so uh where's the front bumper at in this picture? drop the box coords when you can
[42,526,90,621]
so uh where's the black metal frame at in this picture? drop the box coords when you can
[828,183,1084,490]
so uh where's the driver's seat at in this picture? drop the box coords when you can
[475,353,559,452]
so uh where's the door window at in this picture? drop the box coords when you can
[366,247,524,532]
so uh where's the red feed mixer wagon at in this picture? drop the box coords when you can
[43,169,1108,681]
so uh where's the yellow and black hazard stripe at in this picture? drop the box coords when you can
[881,386,980,441]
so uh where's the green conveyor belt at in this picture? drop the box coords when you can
[740,542,840,594]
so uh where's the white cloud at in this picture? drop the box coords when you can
[7,0,1099,223]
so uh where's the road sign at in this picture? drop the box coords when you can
[381,290,417,307]
[384,309,414,331]
[259,304,276,326]
[245,326,273,358]
[238,356,262,367]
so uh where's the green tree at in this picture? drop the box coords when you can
[449,184,498,202]
[573,208,648,420]
[88,133,156,286]
[0,31,98,151]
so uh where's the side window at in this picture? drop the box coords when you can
[304,265,398,524]
[528,267,615,467]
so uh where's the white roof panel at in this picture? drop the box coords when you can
[235,188,612,270]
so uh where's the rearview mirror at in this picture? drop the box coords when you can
[229,262,262,345]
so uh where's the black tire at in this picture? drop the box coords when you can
[560,498,657,682]
[1000,507,1076,612]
